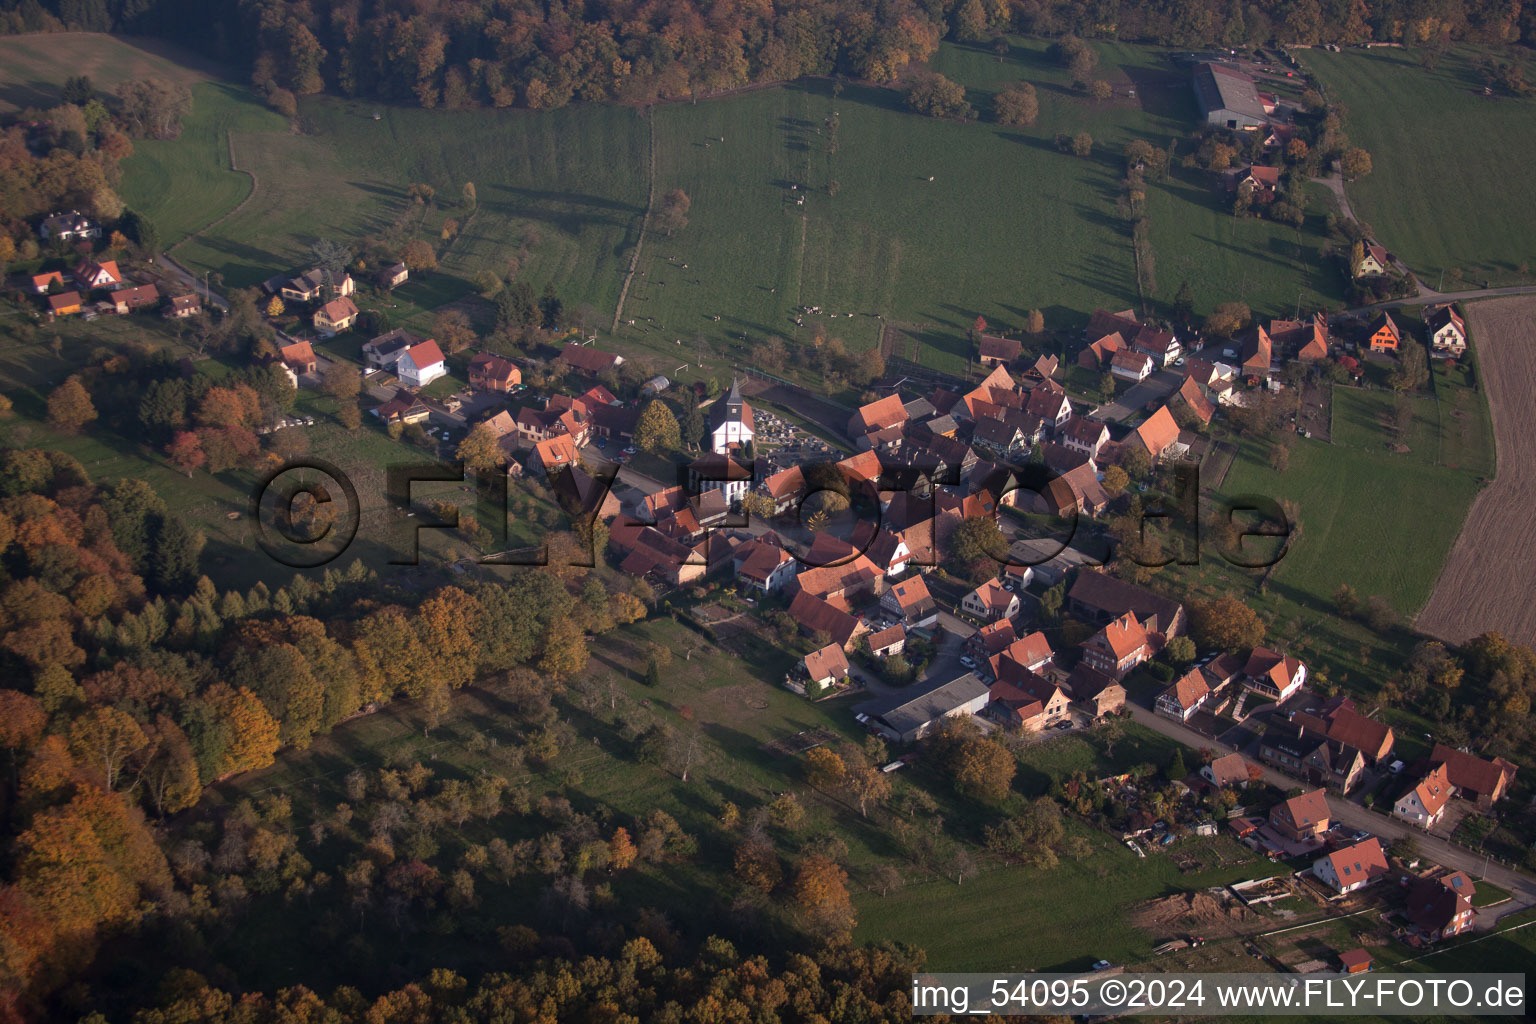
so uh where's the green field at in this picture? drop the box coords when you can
[0,31,211,113]
[1220,386,1484,619]
[113,38,1343,381]
[119,82,289,246]
[1303,46,1536,288]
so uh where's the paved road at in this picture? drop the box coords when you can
[1125,701,1536,926]
[1094,367,1183,422]
[1344,284,1536,317]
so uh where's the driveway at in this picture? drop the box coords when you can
[1094,367,1183,422]
[1126,701,1536,923]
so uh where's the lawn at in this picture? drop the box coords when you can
[1302,46,1536,288]
[0,31,212,113]
[96,36,1343,385]
[1219,421,1480,619]
[119,81,289,247]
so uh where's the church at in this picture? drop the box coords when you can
[689,379,756,504]
[709,378,754,454]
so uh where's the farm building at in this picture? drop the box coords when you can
[1192,62,1268,129]
[855,672,989,744]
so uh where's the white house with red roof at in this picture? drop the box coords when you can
[397,339,446,388]
[709,379,753,453]
[1312,838,1389,895]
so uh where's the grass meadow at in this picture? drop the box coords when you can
[104,36,1346,382]
[1302,46,1536,288]
[0,31,212,113]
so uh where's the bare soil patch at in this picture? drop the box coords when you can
[1418,295,1536,646]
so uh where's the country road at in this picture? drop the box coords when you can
[1124,701,1536,927]
[156,252,229,312]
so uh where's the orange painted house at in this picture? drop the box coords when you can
[1367,313,1400,353]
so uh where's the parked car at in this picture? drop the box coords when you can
[622,446,638,455]
[1123,839,1145,858]
[959,656,976,669]
[1054,720,1072,731]
[1091,960,1113,971]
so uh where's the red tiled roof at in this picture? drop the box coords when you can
[1206,752,1250,787]
[804,642,849,682]
[1093,611,1148,661]
[1163,667,1211,711]
[1132,406,1181,458]
[788,590,860,646]
[851,393,908,434]
[978,334,1022,362]
[1274,789,1330,831]
[406,339,444,367]
[279,340,315,367]
[1176,377,1215,424]
[867,624,905,651]
[886,575,932,611]
[1319,838,1388,889]
[1431,744,1517,799]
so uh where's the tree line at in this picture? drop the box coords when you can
[5,1,1531,114]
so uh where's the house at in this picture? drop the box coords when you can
[961,579,1019,622]
[990,672,1070,731]
[468,352,520,391]
[734,537,797,593]
[609,518,704,585]
[1425,305,1467,357]
[377,262,409,289]
[1022,354,1058,385]
[803,643,850,688]
[313,296,360,336]
[1079,331,1126,370]
[1257,720,1356,791]
[788,590,867,650]
[363,327,425,368]
[977,334,1022,367]
[1312,838,1389,895]
[867,624,906,658]
[372,391,431,425]
[1132,328,1181,367]
[39,210,100,242]
[1269,789,1330,842]
[756,465,806,515]
[848,394,908,449]
[1233,164,1282,202]
[1174,376,1216,425]
[551,465,622,521]
[1064,663,1125,717]
[851,523,911,578]
[1243,648,1307,702]
[1059,416,1110,459]
[1313,700,1395,764]
[47,291,82,317]
[529,434,580,478]
[1430,744,1517,808]
[1068,570,1186,636]
[1110,348,1154,382]
[882,576,937,627]
[1366,313,1401,353]
[971,417,1028,457]
[1339,949,1373,975]
[997,631,1053,673]
[111,283,159,314]
[1203,752,1253,789]
[709,379,754,454]
[1241,325,1273,376]
[1193,62,1268,129]
[557,343,623,376]
[396,340,446,388]
[1083,612,1152,679]
[74,259,123,291]
[279,340,317,375]
[31,270,66,294]
[1269,314,1330,362]
[1393,763,1452,829]
[164,293,202,318]
[1157,667,1212,721]
[1355,243,1390,279]
[1129,406,1182,462]
[1405,872,1476,941]
[857,673,990,743]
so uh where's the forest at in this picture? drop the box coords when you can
[1,0,1532,112]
